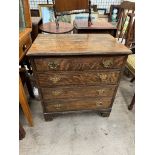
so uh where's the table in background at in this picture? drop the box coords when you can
[73,19,117,37]
[39,22,74,34]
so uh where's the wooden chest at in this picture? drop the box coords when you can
[27,34,131,121]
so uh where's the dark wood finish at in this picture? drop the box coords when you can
[125,13,135,48]
[52,0,91,19]
[45,97,113,112]
[54,0,89,12]
[73,19,117,37]
[116,1,135,41]
[120,1,135,11]
[41,85,116,99]
[52,0,91,26]
[31,17,42,42]
[19,123,26,140]
[30,9,40,17]
[27,34,131,120]
[39,22,74,34]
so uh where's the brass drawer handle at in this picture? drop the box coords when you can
[97,89,105,95]
[54,104,61,109]
[52,90,62,96]
[49,76,61,83]
[96,101,103,106]
[48,61,60,70]
[98,73,108,81]
[101,59,114,68]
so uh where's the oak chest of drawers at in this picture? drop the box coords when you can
[27,34,131,121]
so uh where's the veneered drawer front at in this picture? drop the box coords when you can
[34,56,126,71]
[45,97,112,112]
[41,85,116,99]
[37,71,120,86]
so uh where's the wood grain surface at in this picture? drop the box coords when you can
[34,56,126,71]
[27,34,131,56]
[37,70,120,87]
[45,97,113,112]
[41,85,116,99]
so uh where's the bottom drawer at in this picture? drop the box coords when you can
[44,97,112,112]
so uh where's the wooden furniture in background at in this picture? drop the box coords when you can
[27,34,131,121]
[19,0,33,126]
[31,17,42,42]
[30,9,40,17]
[39,22,74,34]
[37,0,92,34]
[73,19,117,37]
[51,0,91,32]
[116,1,135,40]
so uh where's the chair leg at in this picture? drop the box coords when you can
[19,122,26,140]
[19,76,33,126]
[128,94,135,110]
[130,77,135,82]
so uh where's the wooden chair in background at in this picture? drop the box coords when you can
[126,14,135,110]
[116,9,135,110]
[116,1,135,43]
[52,0,92,28]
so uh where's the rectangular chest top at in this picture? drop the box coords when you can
[27,34,131,56]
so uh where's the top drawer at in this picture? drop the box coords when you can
[33,56,126,71]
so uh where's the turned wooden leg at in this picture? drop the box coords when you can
[128,94,135,110]
[19,76,33,126]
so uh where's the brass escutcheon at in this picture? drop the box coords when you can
[52,90,62,96]
[48,61,60,70]
[102,59,114,68]
[49,76,61,83]
[54,104,61,109]
[96,101,103,106]
[98,73,108,81]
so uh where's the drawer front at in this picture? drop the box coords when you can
[34,56,126,71]
[44,97,112,112]
[41,85,116,99]
[37,71,120,86]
